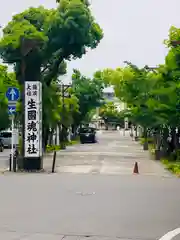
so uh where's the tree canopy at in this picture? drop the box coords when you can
[0,65,18,131]
[0,0,103,85]
[98,26,180,162]
[71,69,104,127]
[0,0,104,151]
[99,102,124,126]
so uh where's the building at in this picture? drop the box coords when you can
[92,87,128,129]
[103,87,126,112]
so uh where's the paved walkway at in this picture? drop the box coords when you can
[44,130,172,177]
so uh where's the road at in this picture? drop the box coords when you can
[0,130,180,240]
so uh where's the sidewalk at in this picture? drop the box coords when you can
[42,130,173,177]
[0,131,173,177]
[114,132,172,177]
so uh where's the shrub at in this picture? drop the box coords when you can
[46,145,61,153]
[161,158,180,175]
[140,137,154,145]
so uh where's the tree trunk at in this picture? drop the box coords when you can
[156,131,161,151]
[154,128,161,160]
[49,129,54,145]
[166,127,176,160]
[60,124,66,149]
[177,127,180,149]
[161,127,169,157]
[71,124,78,139]
[171,127,176,151]
[143,127,148,150]
[134,125,138,141]
[43,126,49,151]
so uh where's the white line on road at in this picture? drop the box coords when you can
[159,228,180,240]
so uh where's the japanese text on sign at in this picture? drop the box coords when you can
[24,82,42,157]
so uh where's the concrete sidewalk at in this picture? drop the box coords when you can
[0,131,172,178]
[42,130,172,177]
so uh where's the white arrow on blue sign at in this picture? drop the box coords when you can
[6,87,19,102]
[8,105,16,115]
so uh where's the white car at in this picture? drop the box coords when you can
[0,130,19,148]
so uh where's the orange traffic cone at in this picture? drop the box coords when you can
[133,162,139,174]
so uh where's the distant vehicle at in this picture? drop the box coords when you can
[79,127,97,144]
[0,137,4,152]
[0,130,19,148]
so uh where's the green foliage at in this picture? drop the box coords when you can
[0,0,103,150]
[99,102,124,124]
[100,60,180,129]
[0,1,103,85]
[162,159,180,175]
[71,69,104,125]
[46,137,79,152]
[46,144,61,153]
[97,25,180,176]
[139,138,154,145]
[42,81,79,129]
[0,65,17,130]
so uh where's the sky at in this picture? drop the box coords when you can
[0,0,180,85]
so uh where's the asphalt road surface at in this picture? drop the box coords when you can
[0,130,179,240]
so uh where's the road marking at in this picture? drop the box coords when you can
[159,228,180,240]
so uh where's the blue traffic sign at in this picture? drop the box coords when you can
[6,87,19,102]
[8,105,16,115]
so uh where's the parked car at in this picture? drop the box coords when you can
[0,130,19,148]
[0,138,4,152]
[79,127,97,144]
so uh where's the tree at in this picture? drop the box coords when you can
[99,24,180,160]
[0,0,103,153]
[71,69,104,130]
[99,102,124,129]
[0,1,103,86]
[42,81,79,148]
[0,65,18,131]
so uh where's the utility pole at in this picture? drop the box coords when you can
[59,84,71,149]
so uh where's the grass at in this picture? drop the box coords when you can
[148,143,155,155]
[46,137,80,153]
[139,137,154,145]
[139,137,155,154]
[161,158,180,176]
[65,137,80,146]
[46,145,61,153]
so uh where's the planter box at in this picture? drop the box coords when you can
[154,149,161,160]
[134,136,139,141]
[143,142,148,150]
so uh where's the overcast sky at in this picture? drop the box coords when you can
[0,0,180,83]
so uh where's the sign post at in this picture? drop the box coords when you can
[11,115,14,170]
[6,87,19,171]
[24,81,42,169]
[20,37,43,170]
